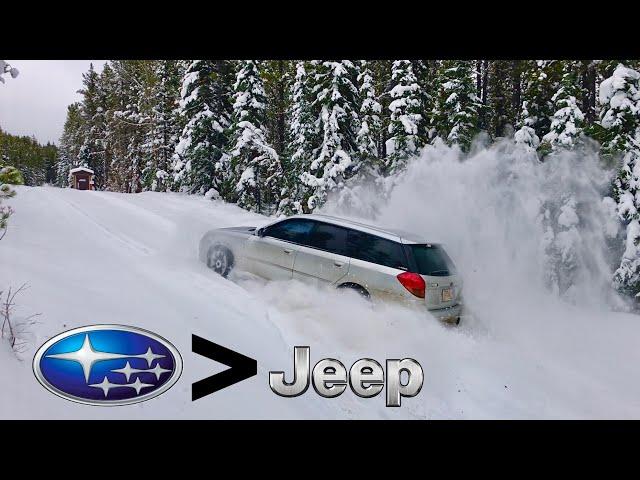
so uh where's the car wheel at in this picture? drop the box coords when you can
[207,245,234,278]
[337,283,370,300]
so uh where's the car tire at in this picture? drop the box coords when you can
[207,245,234,278]
[337,283,370,300]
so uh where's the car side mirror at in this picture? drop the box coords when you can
[256,228,265,237]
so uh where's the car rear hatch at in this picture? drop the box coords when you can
[423,273,461,309]
[403,243,462,310]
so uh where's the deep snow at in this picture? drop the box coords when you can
[2,143,640,418]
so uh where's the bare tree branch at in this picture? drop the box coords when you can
[1,283,39,352]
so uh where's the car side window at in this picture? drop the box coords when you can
[304,222,349,256]
[263,219,315,244]
[346,229,408,269]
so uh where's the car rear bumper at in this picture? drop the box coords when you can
[428,303,463,324]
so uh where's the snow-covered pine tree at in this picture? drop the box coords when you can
[107,60,151,193]
[539,194,582,298]
[0,124,17,237]
[580,60,599,126]
[77,63,108,188]
[260,60,293,159]
[432,60,482,151]
[385,60,424,173]
[486,61,509,139]
[141,60,183,192]
[300,60,361,211]
[54,150,73,187]
[370,60,394,159]
[600,65,640,156]
[356,60,382,171]
[280,61,317,215]
[411,60,435,143]
[228,60,282,213]
[0,177,15,239]
[514,99,541,150]
[173,60,234,196]
[541,63,585,151]
[598,64,640,295]
[96,62,118,190]
[514,60,562,149]
[475,60,490,131]
[486,60,531,140]
[260,60,294,214]
[56,103,84,186]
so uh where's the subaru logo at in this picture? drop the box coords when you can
[33,325,182,406]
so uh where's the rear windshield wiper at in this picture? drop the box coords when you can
[427,269,450,275]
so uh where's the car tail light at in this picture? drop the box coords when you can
[397,272,425,298]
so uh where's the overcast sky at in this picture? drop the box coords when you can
[0,60,105,145]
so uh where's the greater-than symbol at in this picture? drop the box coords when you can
[191,335,257,401]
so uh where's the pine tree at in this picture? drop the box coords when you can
[598,64,640,294]
[42,142,58,184]
[515,60,563,149]
[77,63,108,188]
[385,60,424,173]
[0,164,23,185]
[486,60,515,138]
[0,178,15,239]
[0,126,17,239]
[411,60,435,143]
[173,60,233,196]
[301,60,361,211]
[541,63,585,151]
[371,60,394,159]
[0,128,56,188]
[54,150,72,187]
[600,65,640,156]
[580,60,598,126]
[432,60,482,151]
[514,100,541,150]
[475,60,490,131]
[356,60,382,171]
[102,61,151,193]
[281,61,317,214]
[260,60,293,158]
[141,60,183,192]
[97,62,118,189]
[228,60,282,213]
[56,103,84,186]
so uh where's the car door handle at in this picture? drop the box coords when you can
[283,248,293,254]
[334,261,344,268]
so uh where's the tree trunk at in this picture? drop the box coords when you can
[476,60,482,99]
[481,60,488,105]
[480,60,488,130]
[511,60,522,126]
[276,61,286,157]
[582,61,597,125]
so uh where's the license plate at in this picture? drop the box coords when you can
[442,287,453,302]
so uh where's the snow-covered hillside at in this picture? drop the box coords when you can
[1,169,640,417]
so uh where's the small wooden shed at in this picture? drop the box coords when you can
[69,167,95,190]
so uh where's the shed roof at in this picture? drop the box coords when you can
[70,167,94,174]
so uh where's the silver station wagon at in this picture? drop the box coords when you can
[199,214,463,324]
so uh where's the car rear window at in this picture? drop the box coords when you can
[408,244,457,276]
[346,230,408,270]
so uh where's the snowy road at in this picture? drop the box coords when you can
[1,185,640,418]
